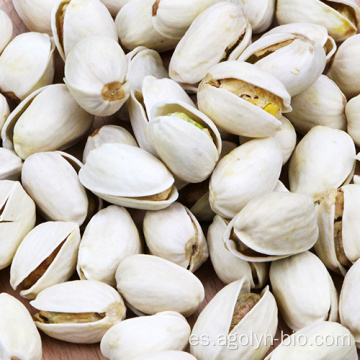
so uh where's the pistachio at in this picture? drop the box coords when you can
[0,148,22,181]
[0,10,13,54]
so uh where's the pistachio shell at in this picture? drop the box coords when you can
[0,10,13,53]
[0,93,10,132]
[0,148,22,181]
[346,94,360,146]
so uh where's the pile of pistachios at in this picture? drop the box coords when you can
[2,0,360,359]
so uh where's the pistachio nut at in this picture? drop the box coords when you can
[209,137,282,219]
[1,84,94,160]
[133,352,197,360]
[0,93,10,132]
[286,75,347,134]
[0,149,22,181]
[79,143,178,210]
[208,215,268,287]
[100,0,132,16]
[0,293,42,360]
[270,251,338,331]
[276,0,360,42]
[101,311,190,360]
[169,2,252,85]
[224,191,318,262]
[0,180,36,270]
[0,10,13,54]
[116,254,205,316]
[346,94,360,146]
[197,61,291,137]
[239,32,327,96]
[10,221,80,300]
[51,0,118,61]
[190,279,278,360]
[77,205,142,286]
[31,280,126,343]
[0,32,55,102]
[289,126,356,200]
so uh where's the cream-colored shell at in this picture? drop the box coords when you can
[270,251,338,331]
[100,0,132,16]
[190,279,278,360]
[209,137,283,218]
[276,0,360,42]
[328,34,360,99]
[265,321,357,359]
[225,192,318,262]
[0,293,42,360]
[0,180,36,270]
[208,215,268,287]
[0,149,22,181]
[21,152,89,225]
[1,84,94,160]
[286,75,347,134]
[169,2,252,84]
[346,94,360,146]
[51,0,118,61]
[198,61,291,137]
[143,202,208,272]
[116,254,205,317]
[0,32,55,101]
[239,33,326,96]
[0,10,13,54]
[77,205,142,286]
[289,126,356,200]
[0,93,10,132]
[133,352,197,360]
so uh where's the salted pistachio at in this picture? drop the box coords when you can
[115,0,178,52]
[190,279,278,360]
[31,280,126,344]
[79,143,178,210]
[265,321,357,359]
[0,93,10,132]
[100,0,132,16]
[169,2,252,85]
[1,84,94,160]
[0,32,55,102]
[286,75,347,134]
[208,215,268,287]
[346,94,360,146]
[289,126,356,200]
[210,137,282,219]
[116,254,204,317]
[83,125,137,163]
[198,61,291,137]
[0,180,36,270]
[51,0,118,61]
[224,191,318,262]
[0,148,22,181]
[133,352,197,360]
[239,32,326,96]
[270,251,338,331]
[276,0,360,42]
[0,10,13,54]
[328,34,360,99]
[143,202,208,272]
[315,185,360,275]
[0,293,42,360]
[77,205,142,286]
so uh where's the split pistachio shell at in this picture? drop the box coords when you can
[265,321,357,360]
[208,215,268,287]
[100,0,132,16]
[289,126,356,200]
[0,181,36,270]
[0,149,22,181]
[64,36,129,116]
[116,254,205,316]
[169,2,252,85]
[31,280,126,343]
[224,191,318,262]
[1,84,94,160]
[143,202,208,272]
[276,0,360,42]
[51,0,118,61]
[101,311,190,360]
[328,34,360,99]
[0,10,13,54]
[83,125,137,163]
[239,32,327,96]
[190,279,278,360]
[21,152,89,225]
[133,352,197,360]
[286,75,347,134]
[0,32,55,102]
[270,251,338,331]
[198,61,291,137]
[0,293,42,360]
[79,143,178,210]
[346,94,360,146]
[209,137,283,219]
[77,205,142,286]
[315,185,360,275]
[0,94,10,132]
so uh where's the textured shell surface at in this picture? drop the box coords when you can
[0,148,22,181]
[0,10,13,54]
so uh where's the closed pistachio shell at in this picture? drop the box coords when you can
[0,148,22,181]
[0,10,13,54]
[100,0,132,16]
[346,94,360,146]
[0,93,10,132]
[133,351,197,360]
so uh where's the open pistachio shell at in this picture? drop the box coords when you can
[346,94,360,146]
[0,10,13,54]
[0,148,22,181]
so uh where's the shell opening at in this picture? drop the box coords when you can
[185,214,202,270]
[55,1,70,55]
[324,37,335,57]
[221,31,246,62]
[102,82,127,102]
[130,186,173,201]
[0,196,13,223]
[249,263,260,288]
[321,1,358,27]
[152,0,160,16]
[231,229,265,258]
